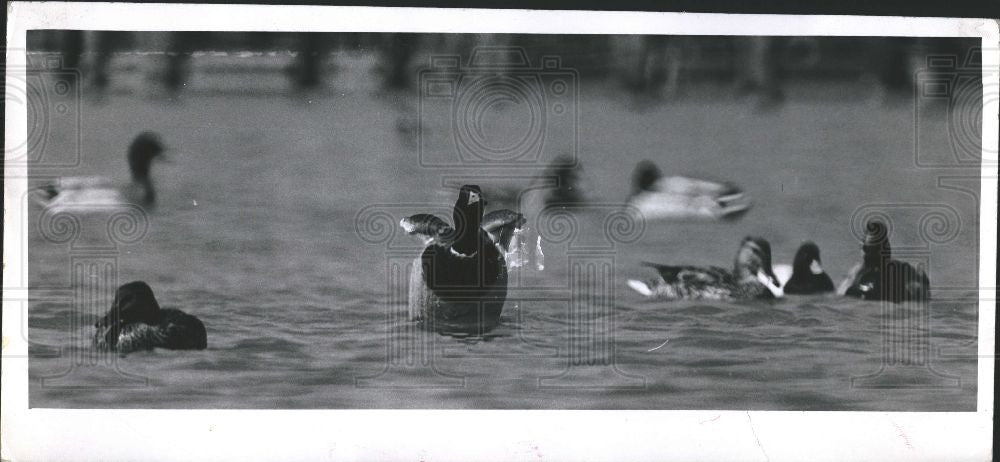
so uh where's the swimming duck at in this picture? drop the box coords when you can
[627,236,783,300]
[33,132,166,211]
[401,185,525,334]
[625,160,752,221]
[841,221,931,302]
[93,281,207,354]
[774,241,835,295]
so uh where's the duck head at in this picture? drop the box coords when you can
[793,241,826,275]
[862,220,891,268]
[451,185,487,256]
[631,160,662,196]
[734,236,781,288]
[127,132,166,205]
[95,281,161,347]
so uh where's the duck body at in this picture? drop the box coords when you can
[94,281,207,354]
[626,160,752,221]
[101,309,208,353]
[403,186,523,334]
[628,236,782,301]
[842,221,931,303]
[34,177,150,213]
[784,270,835,295]
[842,261,930,303]
[411,235,509,332]
[781,241,835,295]
[631,263,773,300]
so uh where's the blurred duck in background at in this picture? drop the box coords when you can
[628,236,783,300]
[840,221,931,303]
[537,154,587,207]
[32,132,167,212]
[772,241,835,295]
[626,160,752,221]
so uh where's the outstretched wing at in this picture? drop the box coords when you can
[400,214,453,246]
[481,209,527,252]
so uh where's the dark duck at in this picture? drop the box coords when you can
[33,132,166,211]
[775,241,835,295]
[842,221,931,303]
[400,185,525,334]
[93,281,207,353]
[627,236,783,300]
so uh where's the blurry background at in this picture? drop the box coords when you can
[24,32,984,410]
[26,32,976,102]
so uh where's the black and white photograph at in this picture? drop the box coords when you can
[3,3,997,461]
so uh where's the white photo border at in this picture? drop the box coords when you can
[3,3,997,461]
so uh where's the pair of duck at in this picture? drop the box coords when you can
[533,157,753,221]
[27,133,198,354]
[93,184,524,352]
[627,238,830,300]
[627,221,930,303]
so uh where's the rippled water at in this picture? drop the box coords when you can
[27,60,980,409]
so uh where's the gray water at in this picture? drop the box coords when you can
[28,60,980,409]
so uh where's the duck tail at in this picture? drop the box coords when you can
[627,279,654,297]
[29,184,60,205]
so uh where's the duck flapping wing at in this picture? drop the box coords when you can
[401,209,532,266]
[400,210,527,248]
[481,209,526,251]
[399,213,454,246]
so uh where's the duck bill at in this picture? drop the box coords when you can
[764,267,780,288]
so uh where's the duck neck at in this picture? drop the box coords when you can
[451,205,483,256]
[134,176,156,205]
[863,241,890,269]
[733,265,755,281]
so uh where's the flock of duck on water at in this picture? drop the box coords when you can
[33,132,931,353]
